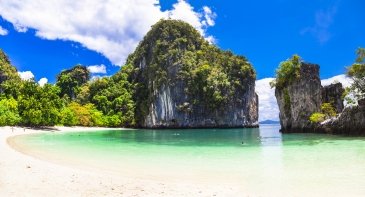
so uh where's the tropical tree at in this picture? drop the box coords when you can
[56,65,90,99]
[18,81,63,126]
[347,47,365,101]
[0,97,21,126]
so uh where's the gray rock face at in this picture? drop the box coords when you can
[322,83,344,113]
[274,61,364,135]
[275,63,322,132]
[129,20,258,128]
[321,101,365,136]
[143,65,258,128]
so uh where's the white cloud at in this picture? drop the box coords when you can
[18,71,34,80]
[0,0,216,65]
[14,24,27,33]
[167,0,216,38]
[90,75,110,81]
[256,78,279,121]
[202,6,216,26]
[87,64,107,74]
[321,74,352,88]
[38,77,48,86]
[0,25,8,36]
[321,74,354,107]
[301,4,338,44]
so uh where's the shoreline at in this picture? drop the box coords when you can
[0,126,237,197]
[3,126,363,196]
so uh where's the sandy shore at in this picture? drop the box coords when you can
[0,126,239,197]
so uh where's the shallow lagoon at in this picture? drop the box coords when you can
[13,124,365,195]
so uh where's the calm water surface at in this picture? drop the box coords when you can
[13,124,365,195]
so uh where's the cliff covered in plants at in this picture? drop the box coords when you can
[126,19,258,128]
[272,50,365,135]
[271,55,322,132]
[0,20,258,128]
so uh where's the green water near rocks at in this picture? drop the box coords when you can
[13,124,365,195]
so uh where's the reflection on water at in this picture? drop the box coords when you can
[258,124,282,146]
[22,124,365,149]
[95,124,283,147]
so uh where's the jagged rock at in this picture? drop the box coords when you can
[274,59,365,135]
[127,20,258,128]
[321,104,365,136]
[275,62,322,132]
[322,83,344,113]
[358,98,365,107]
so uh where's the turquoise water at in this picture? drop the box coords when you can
[13,124,365,195]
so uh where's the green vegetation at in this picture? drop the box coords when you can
[347,47,365,101]
[309,113,326,123]
[283,88,291,112]
[0,20,255,127]
[270,55,301,89]
[0,55,133,127]
[0,97,21,126]
[320,103,337,118]
[127,19,255,122]
[56,65,90,99]
[18,81,63,126]
[0,49,21,96]
[309,103,337,123]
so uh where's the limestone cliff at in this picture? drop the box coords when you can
[322,83,344,113]
[273,57,364,135]
[275,62,322,132]
[126,20,258,128]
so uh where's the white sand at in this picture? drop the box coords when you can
[0,126,240,197]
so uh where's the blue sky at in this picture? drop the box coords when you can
[0,0,364,120]
[0,0,364,82]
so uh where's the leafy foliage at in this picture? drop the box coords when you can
[320,103,337,118]
[18,81,63,126]
[270,55,301,89]
[0,97,21,126]
[0,49,136,127]
[347,47,365,101]
[0,20,256,128]
[0,49,21,97]
[309,103,337,123]
[67,102,105,127]
[309,113,326,123]
[127,19,255,123]
[83,64,136,127]
[283,88,291,112]
[56,65,90,99]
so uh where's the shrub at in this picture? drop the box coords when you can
[309,113,326,123]
[0,98,21,126]
[309,103,337,123]
[271,55,301,89]
[321,103,337,118]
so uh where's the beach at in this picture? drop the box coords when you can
[0,126,237,197]
[2,126,365,197]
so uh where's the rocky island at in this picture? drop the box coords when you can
[126,20,258,128]
[272,53,365,135]
[0,19,258,129]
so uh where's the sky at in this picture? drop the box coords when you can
[0,0,364,120]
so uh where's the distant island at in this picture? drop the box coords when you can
[259,120,280,124]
